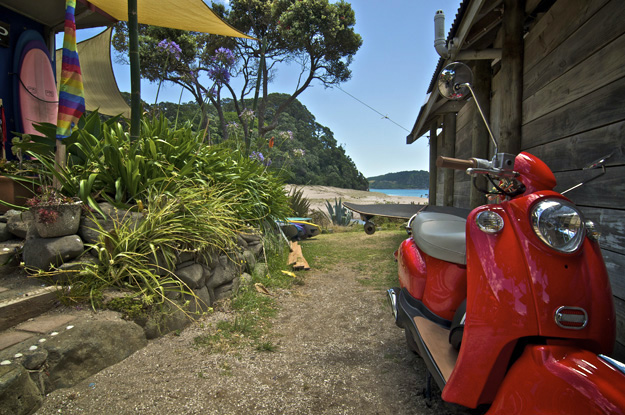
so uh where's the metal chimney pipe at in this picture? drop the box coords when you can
[434,10,449,58]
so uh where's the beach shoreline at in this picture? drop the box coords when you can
[285,184,428,213]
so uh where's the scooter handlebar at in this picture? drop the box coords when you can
[436,156,477,170]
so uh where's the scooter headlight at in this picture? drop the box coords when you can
[531,199,585,253]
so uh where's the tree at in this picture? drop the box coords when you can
[112,0,362,153]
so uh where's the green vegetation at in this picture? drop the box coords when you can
[325,198,353,226]
[301,230,406,288]
[193,233,300,353]
[288,187,310,218]
[368,170,429,189]
[121,92,369,190]
[193,229,406,354]
[14,112,289,313]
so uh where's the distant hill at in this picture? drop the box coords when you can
[367,170,429,189]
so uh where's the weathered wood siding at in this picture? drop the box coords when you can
[439,0,625,358]
[453,104,473,208]
[521,0,625,358]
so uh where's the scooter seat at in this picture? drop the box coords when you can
[411,210,467,265]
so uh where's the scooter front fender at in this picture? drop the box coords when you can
[488,345,625,415]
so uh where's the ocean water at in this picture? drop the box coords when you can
[370,188,429,198]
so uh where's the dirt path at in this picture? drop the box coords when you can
[37,232,468,415]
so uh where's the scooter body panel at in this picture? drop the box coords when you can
[506,192,616,352]
[487,345,625,415]
[396,237,466,321]
[444,204,540,407]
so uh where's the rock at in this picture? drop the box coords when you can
[248,242,263,257]
[254,263,269,278]
[242,250,256,274]
[196,249,218,270]
[185,286,211,315]
[44,319,147,390]
[0,223,11,242]
[142,305,190,340]
[22,235,84,270]
[239,231,262,244]
[214,276,240,301]
[23,350,48,371]
[0,364,43,415]
[0,240,22,268]
[236,234,248,248]
[175,263,205,289]
[177,251,195,264]
[206,255,238,290]
[78,205,144,245]
[240,272,252,285]
[46,258,98,284]
[6,211,33,239]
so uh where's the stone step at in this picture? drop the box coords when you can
[0,286,59,332]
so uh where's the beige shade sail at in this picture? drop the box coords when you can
[87,0,254,39]
[56,28,131,118]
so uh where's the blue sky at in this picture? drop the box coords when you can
[66,1,462,178]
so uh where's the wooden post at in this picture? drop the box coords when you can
[470,60,491,208]
[499,0,524,155]
[429,121,438,206]
[128,0,141,140]
[53,142,67,189]
[442,112,456,207]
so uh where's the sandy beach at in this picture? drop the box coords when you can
[285,184,428,213]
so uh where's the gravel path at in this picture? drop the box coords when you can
[36,236,470,415]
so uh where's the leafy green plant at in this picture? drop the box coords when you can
[325,197,353,226]
[287,186,309,218]
[12,112,290,226]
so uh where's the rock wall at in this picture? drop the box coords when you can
[0,203,266,414]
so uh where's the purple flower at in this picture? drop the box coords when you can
[157,39,182,61]
[208,66,230,84]
[213,47,235,66]
[250,151,265,163]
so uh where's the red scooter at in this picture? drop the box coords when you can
[388,62,625,414]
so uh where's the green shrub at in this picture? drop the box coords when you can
[325,198,352,226]
[287,187,310,218]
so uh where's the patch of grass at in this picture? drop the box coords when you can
[300,229,407,289]
[194,229,408,353]
[193,231,296,353]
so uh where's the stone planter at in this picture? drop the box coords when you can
[0,175,36,213]
[31,202,83,238]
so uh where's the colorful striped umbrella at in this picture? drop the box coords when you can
[56,0,85,139]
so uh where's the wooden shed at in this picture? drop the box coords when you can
[409,0,625,359]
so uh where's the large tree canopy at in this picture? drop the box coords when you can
[112,0,362,154]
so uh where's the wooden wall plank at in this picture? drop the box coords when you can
[523,121,625,171]
[581,208,625,257]
[554,166,625,209]
[612,340,625,362]
[522,76,625,148]
[523,0,609,76]
[614,297,625,349]
[523,33,625,124]
[603,250,625,300]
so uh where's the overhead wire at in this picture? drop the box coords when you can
[335,85,410,132]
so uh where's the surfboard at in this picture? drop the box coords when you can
[14,31,58,135]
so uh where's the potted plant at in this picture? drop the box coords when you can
[26,186,82,238]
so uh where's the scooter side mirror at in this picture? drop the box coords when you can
[438,62,473,100]
[438,62,499,157]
